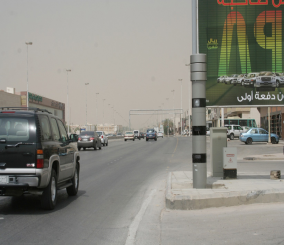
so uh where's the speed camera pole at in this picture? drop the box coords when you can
[191,0,207,189]
[190,54,207,189]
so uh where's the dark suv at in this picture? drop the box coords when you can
[0,107,80,210]
[146,129,157,141]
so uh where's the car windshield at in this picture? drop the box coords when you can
[0,115,36,143]
[80,131,94,136]
[248,73,256,78]
[259,72,272,76]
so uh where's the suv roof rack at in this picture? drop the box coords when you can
[0,107,52,114]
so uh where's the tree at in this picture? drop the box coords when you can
[163,119,173,135]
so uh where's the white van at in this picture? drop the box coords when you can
[133,130,140,140]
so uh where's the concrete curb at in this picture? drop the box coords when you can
[165,172,284,210]
[243,157,284,160]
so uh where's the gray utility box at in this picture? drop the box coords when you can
[223,147,237,179]
[210,128,227,177]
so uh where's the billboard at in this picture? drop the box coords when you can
[199,0,284,106]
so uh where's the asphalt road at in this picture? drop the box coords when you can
[0,136,284,245]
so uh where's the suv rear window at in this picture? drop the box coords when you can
[97,132,102,136]
[80,131,94,136]
[0,115,36,143]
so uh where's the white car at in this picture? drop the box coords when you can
[157,132,164,138]
[96,131,108,146]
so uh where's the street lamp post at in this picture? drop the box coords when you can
[103,99,106,125]
[171,90,175,135]
[96,93,99,125]
[185,64,191,135]
[179,79,183,135]
[166,98,169,137]
[85,83,89,126]
[66,69,71,135]
[25,42,32,108]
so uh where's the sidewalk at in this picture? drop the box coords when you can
[243,153,284,160]
[166,171,284,210]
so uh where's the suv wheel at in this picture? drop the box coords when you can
[41,169,57,210]
[230,134,234,140]
[106,142,108,146]
[67,163,79,196]
[78,147,81,151]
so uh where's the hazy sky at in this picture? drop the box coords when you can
[0,0,193,129]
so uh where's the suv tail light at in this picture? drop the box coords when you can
[90,137,94,140]
[78,137,81,141]
[36,149,44,168]
[101,136,103,138]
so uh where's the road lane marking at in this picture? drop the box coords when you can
[172,137,179,157]
[125,189,157,245]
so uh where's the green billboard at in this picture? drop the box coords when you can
[199,0,284,106]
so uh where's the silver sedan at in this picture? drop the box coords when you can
[96,131,109,146]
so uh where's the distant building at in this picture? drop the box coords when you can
[97,124,123,135]
[0,88,65,122]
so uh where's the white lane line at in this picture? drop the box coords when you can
[125,189,157,245]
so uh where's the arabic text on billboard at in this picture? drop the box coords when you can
[200,0,284,106]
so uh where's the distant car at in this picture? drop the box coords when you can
[239,128,279,144]
[225,125,245,140]
[96,131,108,146]
[224,74,238,84]
[234,74,247,86]
[117,133,122,136]
[124,131,135,141]
[133,130,140,140]
[255,71,277,90]
[140,132,144,139]
[157,132,163,138]
[217,76,225,83]
[243,72,259,87]
[78,131,102,150]
[206,127,210,136]
[217,75,227,83]
[146,128,157,141]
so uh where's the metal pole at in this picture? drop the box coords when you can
[171,90,175,135]
[166,98,169,136]
[66,69,71,135]
[268,107,271,143]
[192,1,197,54]
[221,108,224,127]
[191,0,206,189]
[179,79,183,135]
[103,99,105,126]
[85,83,89,126]
[25,42,32,108]
[96,93,99,125]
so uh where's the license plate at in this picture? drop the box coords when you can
[0,176,8,184]
[83,139,88,141]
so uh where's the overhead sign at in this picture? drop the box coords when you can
[199,0,284,106]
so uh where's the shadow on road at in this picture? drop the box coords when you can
[0,190,86,215]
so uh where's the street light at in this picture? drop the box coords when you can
[166,98,169,137]
[85,83,89,126]
[186,63,191,135]
[96,93,99,125]
[66,69,71,135]
[171,90,175,135]
[25,42,32,108]
[103,99,106,125]
[178,79,183,135]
